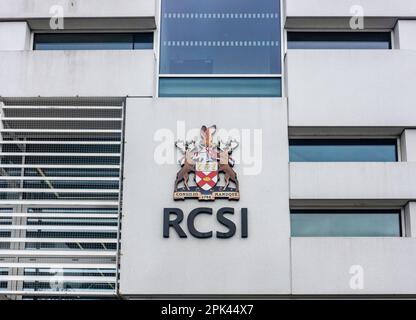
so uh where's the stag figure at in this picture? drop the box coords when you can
[218,139,239,192]
[193,125,218,162]
[174,140,197,191]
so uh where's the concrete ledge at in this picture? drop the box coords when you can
[285,0,416,18]
[0,50,155,97]
[291,237,416,294]
[286,50,416,128]
[27,17,156,31]
[0,0,156,19]
[290,162,416,200]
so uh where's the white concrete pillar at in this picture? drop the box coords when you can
[394,20,416,50]
[0,22,31,50]
[400,129,416,161]
[405,202,416,237]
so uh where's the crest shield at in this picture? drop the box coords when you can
[195,161,218,191]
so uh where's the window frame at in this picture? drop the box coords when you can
[158,76,282,97]
[156,0,285,97]
[285,29,393,50]
[288,136,400,162]
[290,207,404,237]
[31,31,155,51]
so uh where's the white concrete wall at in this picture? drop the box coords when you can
[286,50,416,128]
[0,0,156,18]
[119,98,291,296]
[291,237,416,295]
[0,22,30,51]
[401,130,416,162]
[0,51,155,97]
[285,0,416,17]
[290,163,416,200]
[394,20,416,50]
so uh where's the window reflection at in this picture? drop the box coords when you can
[160,0,281,74]
[159,77,281,97]
[289,139,397,162]
[291,210,401,237]
[287,32,391,50]
[34,33,153,50]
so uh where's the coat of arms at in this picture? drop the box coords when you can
[174,125,239,201]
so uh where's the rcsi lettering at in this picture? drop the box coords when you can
[163,208,248,239]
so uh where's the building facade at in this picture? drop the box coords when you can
[0,0,416,299]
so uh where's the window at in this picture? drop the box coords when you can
[287,32,391,50]
[159,77,281,97]
[33,33,153,50]
[289,139,397,162]
[160,0,281,74]
[291,210,401,237]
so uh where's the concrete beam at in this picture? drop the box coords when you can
[286,50,416,128]
[401,130,416,162]
[394,20,416,50]
[405,202,416,237]
[0,22,30,50]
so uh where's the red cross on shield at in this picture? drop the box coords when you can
[195,161,218,191]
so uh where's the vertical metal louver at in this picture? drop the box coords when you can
[0,98,124,299]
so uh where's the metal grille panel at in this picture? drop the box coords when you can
[0,99,124,299]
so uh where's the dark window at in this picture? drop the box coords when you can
[34,33,153,50]
[289,139,397,162]
[291,209,401,237]
[287,32,391,49]
[159,77,281,97]
[160,0,282,74]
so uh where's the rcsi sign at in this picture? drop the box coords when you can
[163,207,248,239]
[166,125,247,239]
[119,98,291,295]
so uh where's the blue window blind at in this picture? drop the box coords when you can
[160,0,281,74]
[287,32,391,49]
[289,139,397,162]
[159,77,281,97]
[34,33,153,50]
[291,210,401,237]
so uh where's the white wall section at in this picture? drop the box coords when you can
[0,51,155,97]
[286,50,416,128]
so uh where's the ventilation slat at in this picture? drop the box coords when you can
[0,100,124,297]
[0,238,118,243]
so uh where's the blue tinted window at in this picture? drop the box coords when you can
[289,139,397,162]
[133,33,154,49]
[34,33,153,50]
[159,77,281,97]
[287,32,391,49]
[291,210,401,237]
[160,0,281,74]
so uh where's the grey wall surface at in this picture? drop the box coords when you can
[290,163,416,200]
[119,98,291,295]
[286,50,416,128]
[0,51,155,97]
[291,237,416,294]
[285,0,416,17]
[0,0,156,18]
